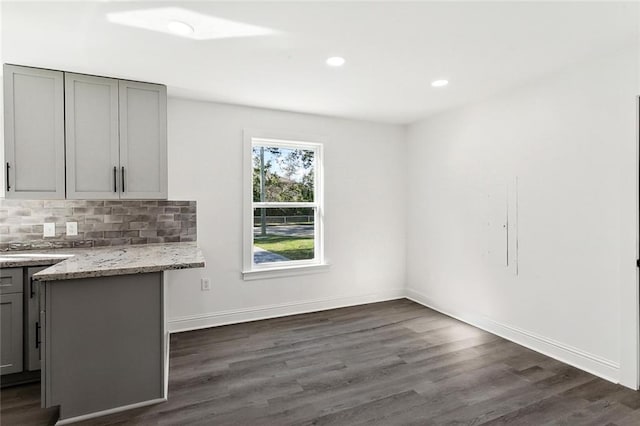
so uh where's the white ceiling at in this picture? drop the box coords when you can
[1,1,638,124]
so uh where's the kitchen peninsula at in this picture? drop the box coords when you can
[1,243,205,424]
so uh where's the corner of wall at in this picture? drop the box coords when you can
[405,286,621,385]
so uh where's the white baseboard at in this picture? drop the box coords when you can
[168,286,620,384]
[55,398,166,425]
[167,288,406,333]
[405,288,620,384]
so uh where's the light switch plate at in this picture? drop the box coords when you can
[66,222,78,236]
[43,223,56,238]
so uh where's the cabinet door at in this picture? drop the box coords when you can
[119,80,167,200]
[26,267,46,371]
[0,293,24,375]
[40,283,48,407]
[65,73,120,199]
[3,64,65,199]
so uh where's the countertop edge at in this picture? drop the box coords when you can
[34,260,206,281]
[4,243,206,282]
[0,258,67,269]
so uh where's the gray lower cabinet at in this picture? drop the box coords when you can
[3,64,65,199]
[42,273,165,421]
[0,268,24,375]
[0,267,23,294]
[26,267,46,371]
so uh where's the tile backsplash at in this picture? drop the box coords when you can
[0,199,196,251]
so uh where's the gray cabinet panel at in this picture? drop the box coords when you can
[40,285,48,407]
[3,64,65,199]
[43,273,163,420]
[0,293,23,375]
[0,267,23,294]
[119,80,167,200]
[26,267,46,371]
[65,73,120,199]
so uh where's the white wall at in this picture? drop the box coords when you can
[165,100,407,330]
[406,47,639,384]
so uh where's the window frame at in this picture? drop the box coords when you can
[242,129,327,280]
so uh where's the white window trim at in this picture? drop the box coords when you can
[242,129,328,280]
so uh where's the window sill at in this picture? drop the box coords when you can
[242,263,331,281]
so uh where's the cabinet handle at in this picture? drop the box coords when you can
[5,162,10,191]
[36,321,40,349]
[30,276,35,298]
[113,166,117,192]
[121,166,125,192]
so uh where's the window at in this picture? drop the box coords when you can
[243,131,327,279]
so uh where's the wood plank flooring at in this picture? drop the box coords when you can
[2,299,640,425]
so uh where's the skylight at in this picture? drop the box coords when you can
[106,7,276,40]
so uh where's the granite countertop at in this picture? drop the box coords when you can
[0,251,77,268]
[0,242,205,281]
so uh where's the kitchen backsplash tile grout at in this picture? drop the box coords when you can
[0,199,197,251]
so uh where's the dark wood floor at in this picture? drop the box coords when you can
[3,299,640,425]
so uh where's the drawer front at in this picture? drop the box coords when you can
[0,268,23,295]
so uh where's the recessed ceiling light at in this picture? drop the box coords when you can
[167,20,194,36]
[106,7,276,40]
[431,79,449,87]
[326,57,346,67]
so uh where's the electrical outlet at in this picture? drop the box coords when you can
[201,278,211,291]
[43,223,56,238]
[66,222,78,236]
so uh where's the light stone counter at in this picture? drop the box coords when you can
[0,251,75,268]
[0,242,204,281]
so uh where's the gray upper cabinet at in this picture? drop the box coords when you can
[65,73,120,200]
[3,65,168,200]
[119,80,168,200]
[3,64,65,199]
